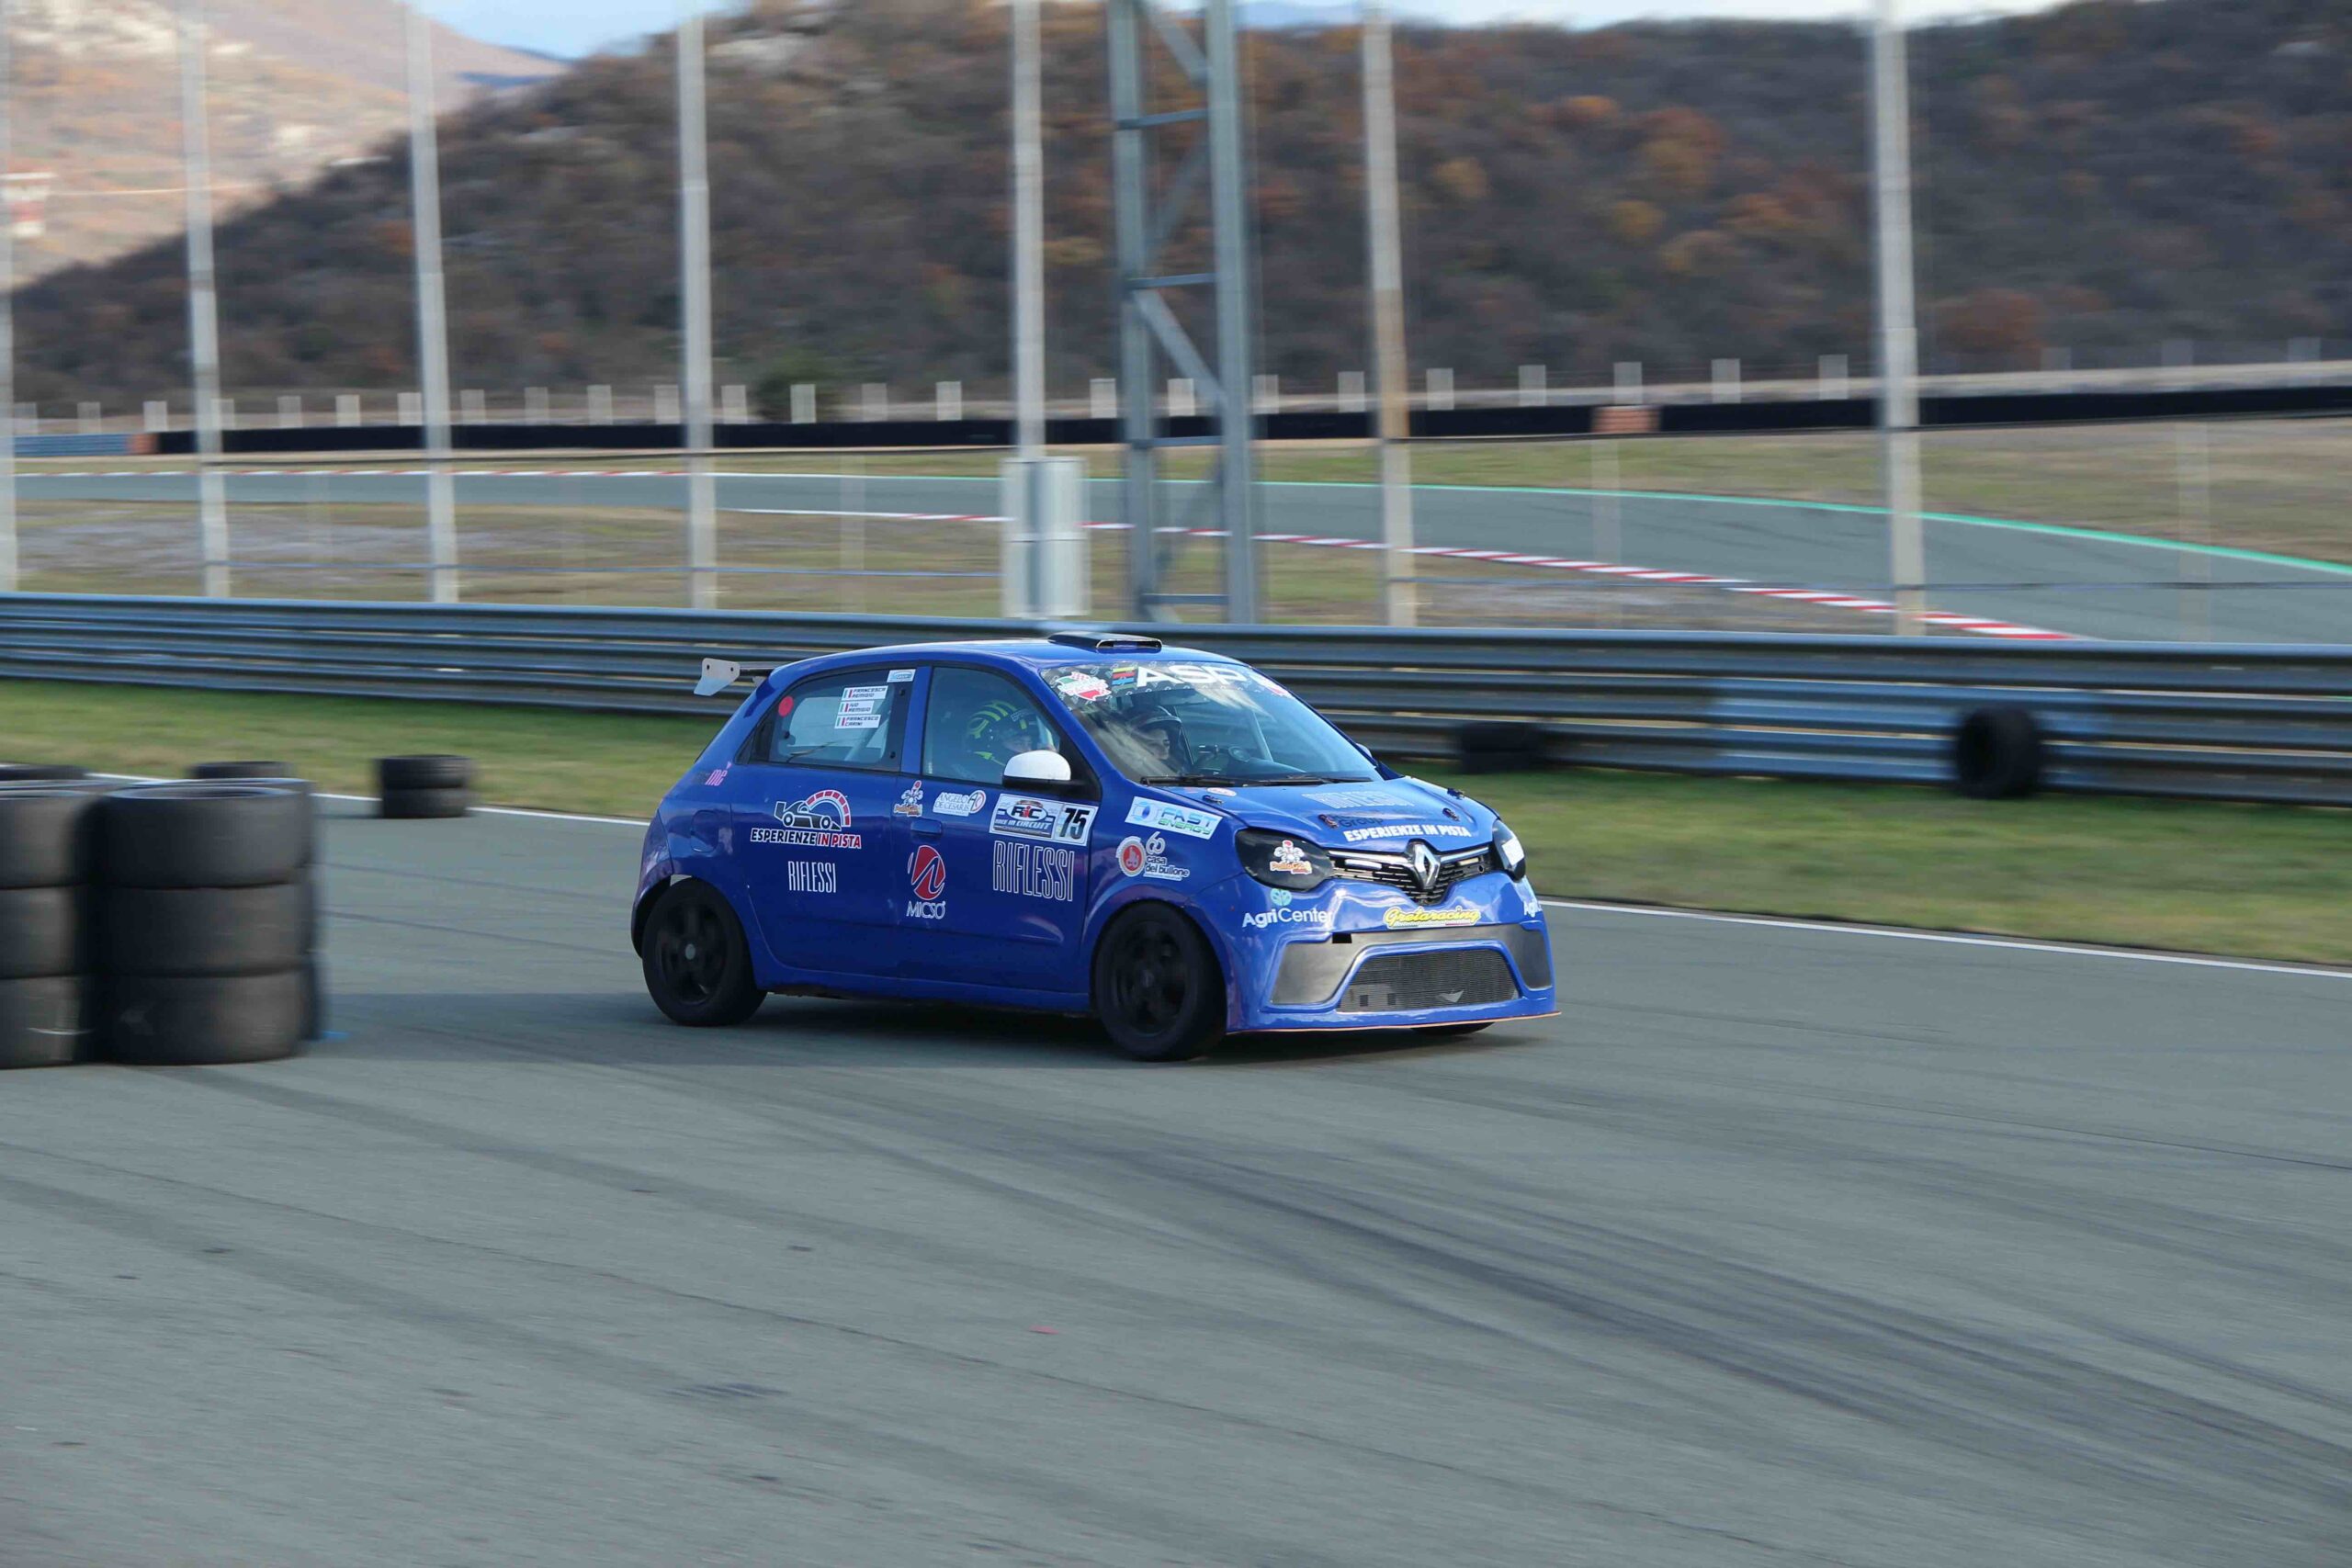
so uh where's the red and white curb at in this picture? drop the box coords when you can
[53,469,2074,640]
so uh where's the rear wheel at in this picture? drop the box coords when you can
[640,881,764,1027]
[1092,905,1224,1063]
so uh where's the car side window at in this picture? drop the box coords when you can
[744,668,909,773]
[922,667,1066,785]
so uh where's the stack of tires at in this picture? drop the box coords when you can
[96,783,316,1066]
[0,781,103,1070]
[379,755,473,819]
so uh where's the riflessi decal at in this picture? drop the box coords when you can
[933,788,987,818]
[905,842,948,920]
[992,794,1096,845]
[1125,797,1220,840]
[786,860,838,894]
[1341,821,1476,843]
[992,840,1077,902]
[752,789,862,848]
[1267,839,1313,876]
[1306,787,1410,810]
[1382,905,1478,930]
[1114,832,1190,883]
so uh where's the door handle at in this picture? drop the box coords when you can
[910,818,943,839]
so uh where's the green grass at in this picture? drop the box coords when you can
[6,679,2346,965]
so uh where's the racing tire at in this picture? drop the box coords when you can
[0,886,85,980]
[1091,904,1225,1063]
[98,883,308,977]
[0,976,86,1069]
[98,970,306,1066]
[380,785,470,820]
[189,761,294,782]
[639,881,764,1028]
[0,784,104,888]
[378,755,473,792]
[1952,705,2045,800]
[98,784,313,887]
[0,762,87,783]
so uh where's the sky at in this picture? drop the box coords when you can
[418,0,2070,62]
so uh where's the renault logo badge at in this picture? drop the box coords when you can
[1408,840,1440,892]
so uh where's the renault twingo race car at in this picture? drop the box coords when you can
[633,632,1555,1061]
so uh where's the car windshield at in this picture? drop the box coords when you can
[1043,660,1379,787]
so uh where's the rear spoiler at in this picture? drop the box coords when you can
[694,658,745,697]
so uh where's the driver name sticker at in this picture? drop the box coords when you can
[1116,832,1190,883]
[992,794,1096,845]
[933,788,987,818]
[1383,905,1479,930]
[1341,821,1476,843]
[1125,798,1220,840]
[841,685,889,701]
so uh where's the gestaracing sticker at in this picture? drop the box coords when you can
[993,840,1077,902]
[894,781,925,817]
[1382,905,1478,929]
[933,788,987,818]
[905,842,948,919]
[751,789,863,849]
[1114,832,1189,883]
[992,794,1096,845]
[1125,797,1220,840]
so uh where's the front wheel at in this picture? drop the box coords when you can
[641,882,764,1027]
[1092,905,1225,1063]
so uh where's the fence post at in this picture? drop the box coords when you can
[791,383,816,424]
[145,400,171,433]
[1338,370,1366,412]
[861,384,888,423]
[398,392,422,425]
[77,401,100,434]
[1090,378,1116,420]
[587,384,615,423]
[2177,423,2211,641]
[459,389,486,424]
[335,393,361,428]
[936,380,963,422]
[654,384,682,425]
[277,395,301,429]
[720,384,747,423]
[1425,367,1453,411]
[525,385,549,422]
[1613,361,1643,404]
[1517,365,1544,407]
[1818,354,1849,400]
[1712,358,1741,403]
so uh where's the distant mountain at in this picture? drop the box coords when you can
[5,0,561,281]
[11,0,2350,408]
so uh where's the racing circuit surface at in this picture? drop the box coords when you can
[4,801,2347,1565]
[22,468,2352,643]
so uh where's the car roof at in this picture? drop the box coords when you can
[779,638,1235,676]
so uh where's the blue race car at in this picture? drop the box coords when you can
[633,632,1555,1060]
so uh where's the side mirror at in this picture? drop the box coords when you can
[1003,749,1088,797]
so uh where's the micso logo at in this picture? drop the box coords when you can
[1242,905,1332,931]
[993,840,1076,902]
[904,842,948,919]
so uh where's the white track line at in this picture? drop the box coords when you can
[1541,898,2352,982]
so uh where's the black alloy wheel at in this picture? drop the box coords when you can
[1092,904,1224,1063]
[641,882,764,1027]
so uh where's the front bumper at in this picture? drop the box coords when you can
[1235,918,1555,1032]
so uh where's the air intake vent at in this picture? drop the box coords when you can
[1339,949,1516,1012]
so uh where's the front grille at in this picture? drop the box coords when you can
[1339,948,1519,1013]
[1334,845,1497,905]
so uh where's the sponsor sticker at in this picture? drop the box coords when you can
[754,789,863,849]
[894,781,925,817]
[992,840,1077,902]
[933,788,987,818]
[887,668,916,683]
[1341,821,1476,843]
[703,767,729,787]
[1267,839,1314,876]
[1382,905,1479,930]
[1114,833,1190,883]
[1052,670,1112,703]
[1306,787,1409,810]
[905,842,948,919]
[1125,797,1220,840]
[786,860,838,894]
[993,794,1096,845]
[1243,904,1333,931]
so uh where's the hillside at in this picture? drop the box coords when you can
[11,0,2351,409]
[6,0,559,281]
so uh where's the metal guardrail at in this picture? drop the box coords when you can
[1,594,2347,806]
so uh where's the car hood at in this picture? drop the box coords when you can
[1167,777,1493,852]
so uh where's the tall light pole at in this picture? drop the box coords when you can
[1362,0,1415,626]
[1,0,17,595]
[404,2,458,603]
[179,0,230,597]
[1870,0,1925,635]
[1011,0,1046,461]
[678,0,718,609]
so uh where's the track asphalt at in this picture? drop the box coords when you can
[2,801,2346,1565]
[22,468,2352,641]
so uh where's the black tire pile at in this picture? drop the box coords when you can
[1,771,323,1070]
[379,754,473,819]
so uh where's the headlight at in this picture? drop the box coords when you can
[1236,828,1333,891]
[1494,826,1527,879]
